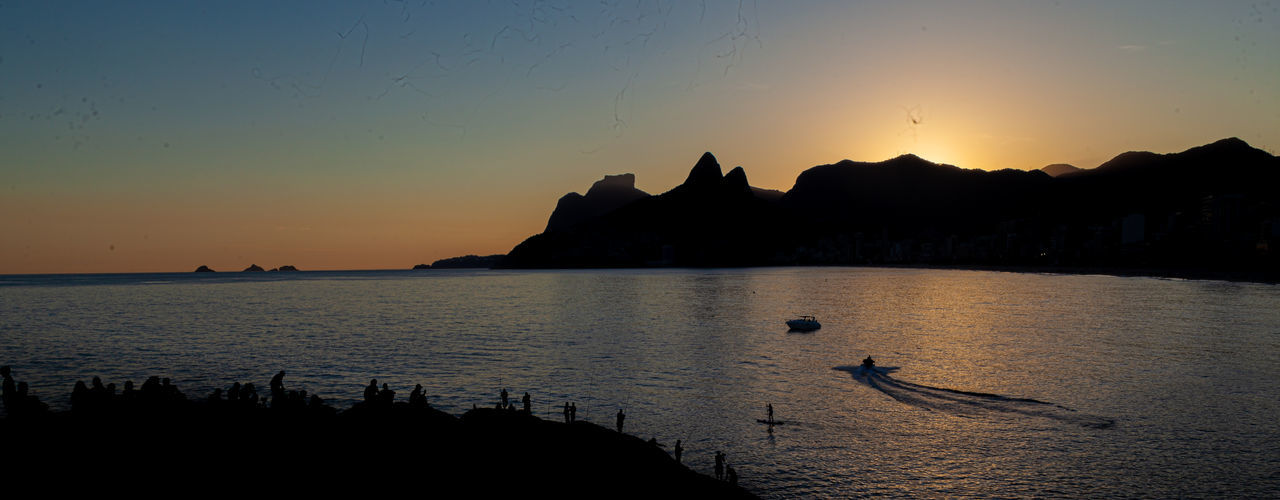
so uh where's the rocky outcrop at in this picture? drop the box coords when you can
[544,173,650,234]
[502,152,792,268]
[681,152,724,190]
[242,264,265,272]
[412,264,431,270]
[194,265,215,273]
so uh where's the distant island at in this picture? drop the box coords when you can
[500,138,1279,281]
[192,264,299,273]
[429,254,506,269]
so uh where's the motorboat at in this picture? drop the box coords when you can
[786,315,821,331]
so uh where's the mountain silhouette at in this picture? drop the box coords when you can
[780,154,1051,240]
[500,139,1279,277]
[1041,164,1083,177]
[545,173,649,233]
[503,152,790,267]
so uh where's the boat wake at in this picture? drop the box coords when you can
[833,365,1114,429]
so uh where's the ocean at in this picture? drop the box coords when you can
[2,267,1278,498]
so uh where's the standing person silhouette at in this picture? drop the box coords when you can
[269,371,286,407]
[363,379,378,405]
[1,366,15,411]
[522,392,531,413]
[500,388,509,409]
[616,408,625,433]
[674,440,683,465]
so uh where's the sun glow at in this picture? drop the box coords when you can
[907,141,963,168]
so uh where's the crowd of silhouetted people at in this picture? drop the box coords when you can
[68,375,188,415]
[0,366,48,418]
[2,365,748,489]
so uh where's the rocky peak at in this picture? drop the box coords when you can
[585,173,638,197]
[722,166,752,196]
[682,152,724,189]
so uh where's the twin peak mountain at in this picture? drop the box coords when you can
[503,139,1280,272]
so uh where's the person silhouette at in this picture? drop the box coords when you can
[727,465,738,485]
[767,403,774,424]
[379,383,395,407]
[569,403,576,422]
[616,409,625,433]
[243,383,258,406]
[674,440,683,465]
[862,356,875,369]
[71,380,90,412]
[364,379,379,405]
[270,370,286,405]
[563,402,571,423]
[1,366,15,411]
[714,451,725,480]
[500,388,509,409]
[122,380,136,403]
[409,384,425,407]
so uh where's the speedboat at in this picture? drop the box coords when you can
[786,315,821,331]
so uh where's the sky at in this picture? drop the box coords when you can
[1,1,1277,274]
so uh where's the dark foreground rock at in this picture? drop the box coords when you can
[193,265,215,272]
[0,372,755,498]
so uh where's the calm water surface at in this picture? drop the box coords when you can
[2,268,1278,498]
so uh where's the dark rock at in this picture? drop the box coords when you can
[545,173,649,233]
[242,264,265,272]
[412,263,431,270]
[276,265,298,272]
[193,265,215,273]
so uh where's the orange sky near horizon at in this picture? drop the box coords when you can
[1,2,1276,274]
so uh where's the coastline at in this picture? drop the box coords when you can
[2,263,1275,286]
[869,263,1280,285]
